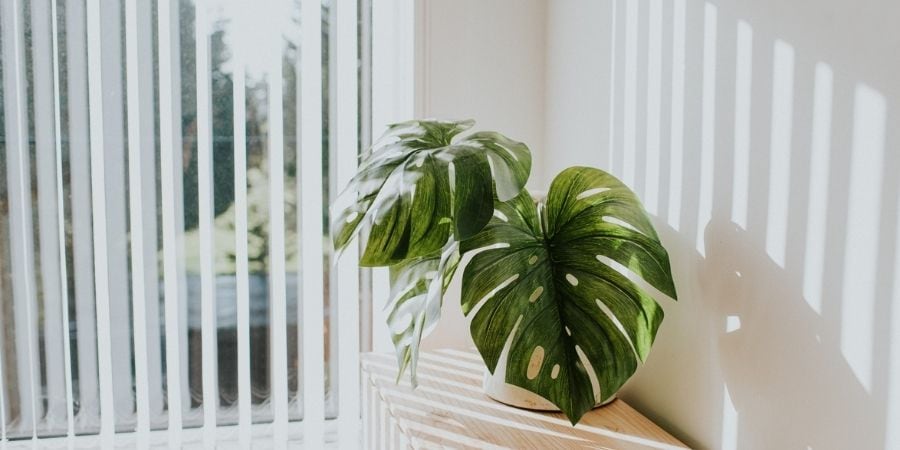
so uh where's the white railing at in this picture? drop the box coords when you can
[0,0,413,447]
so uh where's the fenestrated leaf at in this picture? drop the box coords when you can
[386,240,461,386]
[332,119,531,266]
[460,167,677,424]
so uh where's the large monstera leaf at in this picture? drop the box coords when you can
[331,119,531,266]
[385,240,460,385]
[460,167,677,424]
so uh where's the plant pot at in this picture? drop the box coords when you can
[481,349,616,411]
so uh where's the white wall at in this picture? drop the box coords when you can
[415,0,900,447]
[414,0,548,350]
[542,1,611,187]
[543,0,900,448]
[413,0,546,187]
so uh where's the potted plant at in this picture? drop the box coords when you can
[332,119,677,424]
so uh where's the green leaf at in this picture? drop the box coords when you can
[332,119,532,266]
[460,167,677,424]
[386,240,461,386]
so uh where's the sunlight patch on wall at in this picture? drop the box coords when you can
[801,63,834,315]
[721,383,738,450]
[765,40,795,268]
[623,0,639,187]
[643,0,663,215]
[840,83,887,393]
[725,315,741,333]
[607,0,620,172]
[731,21,753,229]
[666,0,686,231]
[886,195,900,449]
[695,2,717,256]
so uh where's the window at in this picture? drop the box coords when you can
[0,0,387,445]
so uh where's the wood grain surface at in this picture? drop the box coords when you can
[362,349,689,449]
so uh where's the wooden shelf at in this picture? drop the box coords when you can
[362,350,688,449]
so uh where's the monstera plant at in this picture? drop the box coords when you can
[332,119,677,424]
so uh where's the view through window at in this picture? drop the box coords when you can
[0,0,370,441]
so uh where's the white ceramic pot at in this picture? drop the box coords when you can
[481,348,616,411]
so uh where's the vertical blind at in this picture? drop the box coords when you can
[0,0,377,446]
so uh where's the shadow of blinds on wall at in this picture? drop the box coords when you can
[0,0,373,446]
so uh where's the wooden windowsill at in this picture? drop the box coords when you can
[362,350,688,449]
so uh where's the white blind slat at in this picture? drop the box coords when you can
[357,0,373,355]
[31,0,68,433]
[125,0,160,442]
[49,0,76,437]
[301,0,325,445]
[134,0,165,425]
[158,0,186,443]
[63,0,100,429]
[193,0,218,446]
[268,0,290,445]
[85,0,116,442]
[370,0,393,355]
[91,0,139,428]
[97,0,136,425]
[370,0,414,353]
[336,0,361,447]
